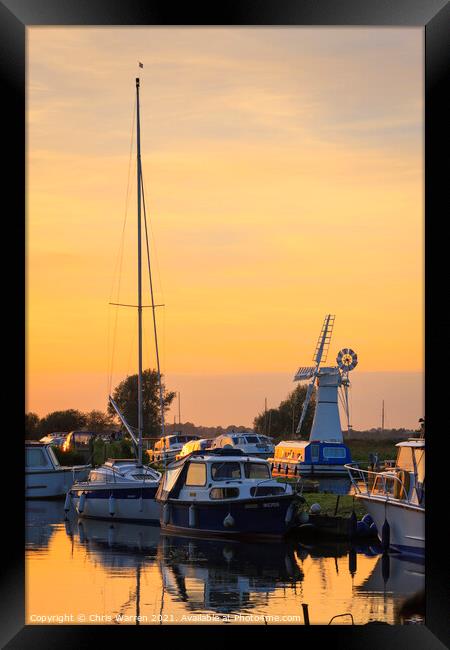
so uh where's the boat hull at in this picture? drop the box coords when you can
[70,485,160,523]
[159,494,299,540]
[26,466,90,499]
[356,495,425,558]
[272,461,349,477]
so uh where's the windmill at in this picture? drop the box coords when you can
[294,315,358,442]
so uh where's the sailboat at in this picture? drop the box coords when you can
[67,76,163,522]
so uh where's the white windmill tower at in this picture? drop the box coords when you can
[294,314,358,443]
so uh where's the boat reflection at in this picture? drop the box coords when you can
[357,552,425,596]
[159,534,304,614]
[26,500,66,549]
[67,516,161,567]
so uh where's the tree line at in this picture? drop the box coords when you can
[26,369,175,440]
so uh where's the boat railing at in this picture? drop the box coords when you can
[252,478,289,497]
[345,463,410,502]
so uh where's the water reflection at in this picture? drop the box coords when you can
[159,535,303,615]
[25,501,424,625]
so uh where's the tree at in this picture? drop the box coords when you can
[108,369,176,437]
[253,384,316,440]
[85,410,115,433]
[25,412,41,440]
[38,409,87,436]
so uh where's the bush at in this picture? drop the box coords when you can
[53,447,86,466]
[92,438,134,466]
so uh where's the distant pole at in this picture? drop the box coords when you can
[178,392,181,425]
[292,403,295,436]
[381,400,385,434]
[264,398,267,435]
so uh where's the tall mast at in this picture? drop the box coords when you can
[136,77,143,467]
[381,400,385,434]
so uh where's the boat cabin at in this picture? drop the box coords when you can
[270,439,352,475]
[157,449,287,503]
[370,439,425,504]
[211,432,274,458]
[176,438,212,460]
[26,441,62,472]
[148,434,200,462]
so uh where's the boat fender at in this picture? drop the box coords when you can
[298,511,309,524]
[139,492,144,513]
[162,503,171,525]
[285,503,295,524]
[64,491,71,513]
[223,547,234,562]
[108,525,115,547]
[310,503,321,514]
[381,519,390,551]
[78,492,86,514]
[78,521,86,544]
[189,503,197,528]
[382,552,390,583]
[223,512,235,528]
[109,493,115,516]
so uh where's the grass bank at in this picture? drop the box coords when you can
[303,493,367,518]
[346,439,398,463]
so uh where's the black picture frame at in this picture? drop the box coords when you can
[1,0,448,647]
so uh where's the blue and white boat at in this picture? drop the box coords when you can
[269,315,357,476]
[156,449,305,539]
[68,75,165,523]
[346,437,425,559]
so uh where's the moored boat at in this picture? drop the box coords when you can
[26,441,90,499]
[211,432,274,459]
[68,74,166,523]
[346,437,425,558]
[156,449,305,539]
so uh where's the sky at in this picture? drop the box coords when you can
[26,27,424,429]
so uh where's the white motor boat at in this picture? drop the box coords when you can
[68,75,166,523]
[211,432,274,459]
[346,437,425,558]
[68,459,161,522]
[26,441,90,498]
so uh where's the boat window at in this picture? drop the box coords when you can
[231,437,239,445]
[164,466,184,491]
[245,436,259,444]
[185,462,207,486]
[244,462,270,479]
[210,487,240,499]
[413,449,425,483]
[396,447,414,472]
[25,448,49,467]
[47,446,60,467]
[211,462,241,480]
[323,447,347,459]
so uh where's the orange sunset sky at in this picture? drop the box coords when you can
[26,27,424,429]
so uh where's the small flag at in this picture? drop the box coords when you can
[139,62,144,68]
